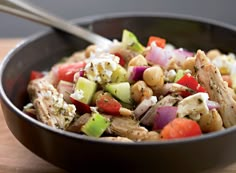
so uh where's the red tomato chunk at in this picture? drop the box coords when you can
[57,61,86,82]
[30,70,44,81]
[161,118,202,139]
[96,93,121,115]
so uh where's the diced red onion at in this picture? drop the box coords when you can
[57,80,74,103]
[51,66,59,85]
[73,70,85,82]
[134,96,157,119]
[70,97,91,114]
[172,48,194,65]
[128,66,149,83]
[145,44,172,67]
[79,70,85,77]
[174,48,194,58]
[153,106,177,131]
[206,100,220,110]
[161,83,192,96]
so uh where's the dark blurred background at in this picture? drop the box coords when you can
[0,0,235,38]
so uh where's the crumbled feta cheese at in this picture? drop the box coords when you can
[211,54,236,75]
[150,96,157,105]
[177,92,209,120]
[70,89,84,100]
[165,69,176,82]
[84,52,120,84]
[90,106,99,113]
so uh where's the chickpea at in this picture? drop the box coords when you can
[128,55,148,67]
[143,65,164,89]
[131,81,153,103]
[143,131,160,141]
[91,90,104,106]
[167,58,179,70]
[182,57,196,74]
[206,49,221,60]
[85,45,97,58]
[119,107,134,117]
[199,109,223,132]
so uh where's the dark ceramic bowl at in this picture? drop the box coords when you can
[1,13,236,173]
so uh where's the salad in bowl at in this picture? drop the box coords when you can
[23,29,236,142]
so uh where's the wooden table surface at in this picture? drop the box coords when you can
[0,39,236,173]
[0,39,67,173]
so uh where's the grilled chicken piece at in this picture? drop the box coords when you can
[160,83,194,96]
[66,113,91,132]
[68,113,159,141]
[195,50,236,127]
[107,117,160,141]
[28,78,76,129]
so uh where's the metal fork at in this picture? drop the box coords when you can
[0,0,112,46]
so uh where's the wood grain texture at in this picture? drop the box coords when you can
[0,39,236,173]
[0,39,67,173]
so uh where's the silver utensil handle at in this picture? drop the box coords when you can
[0,0,112,46]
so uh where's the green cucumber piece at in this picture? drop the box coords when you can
[174,69,184,82]
[122,29,144,53]
[74,77,97,104]
[111,64,128,83]
[81,112,110,137]
[105,82,132,104]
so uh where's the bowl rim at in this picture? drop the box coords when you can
[1,11,236,146]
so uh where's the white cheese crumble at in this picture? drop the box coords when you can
[84,52,120,84]
[150,96,158,105]
[211,54,236,75]
[177,92,209,121]
[70,89,84,101]
[165,69,176,82]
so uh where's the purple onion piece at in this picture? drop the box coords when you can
[206,100,220,110]
[128,66,149,83]
[57,80,74,103]
[79,70,85,77]
[146,44,172,67]
[174,48,194,58]
[152,106,177,131]
[134,97,156,119]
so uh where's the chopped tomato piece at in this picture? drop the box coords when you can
[114,52,126,66]
[57,61,86,82]
[161,118,202,139]
[96,93,121,115]
[70,97,91,114]
[176,73,206,97]
[30,70,44,81]
[147,36,166,48]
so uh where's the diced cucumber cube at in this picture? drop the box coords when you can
[111,64,128,83]
[122,29,144,53]
[81,113,110,137]
[74,77,97,104]
[105,82,132,104]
